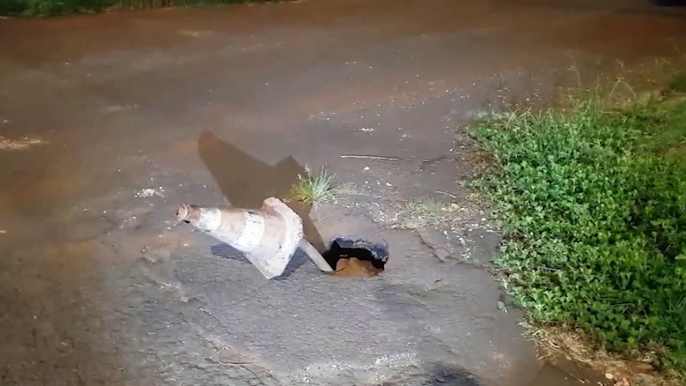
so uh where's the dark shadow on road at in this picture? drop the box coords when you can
[379,362,481,386]
[209,242,309,280]
[197,131,302,209]
[210,243,249,263]
[419,363,481,386]
[198,130,326,275]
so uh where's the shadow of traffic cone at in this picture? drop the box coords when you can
[176,197,332,279]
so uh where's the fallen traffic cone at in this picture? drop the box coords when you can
[176,197,333,279]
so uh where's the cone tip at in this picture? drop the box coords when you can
[176,204,192,222]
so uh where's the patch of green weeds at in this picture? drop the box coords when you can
[470,96,686,375]
[290,167,336,206]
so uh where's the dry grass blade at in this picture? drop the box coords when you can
[395,197,457,230]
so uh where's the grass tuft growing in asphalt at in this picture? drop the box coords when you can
[470,89,686,377]
[290,167,336,206]
[1,0,280,17]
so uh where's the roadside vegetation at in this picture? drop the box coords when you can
[0,0,278,17]
[470,76,686,382]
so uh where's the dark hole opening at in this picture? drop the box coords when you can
[322,238,388,272]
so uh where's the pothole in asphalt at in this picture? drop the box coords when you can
[322,237,389,278]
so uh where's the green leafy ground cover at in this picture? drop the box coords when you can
[471,87,686,377]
